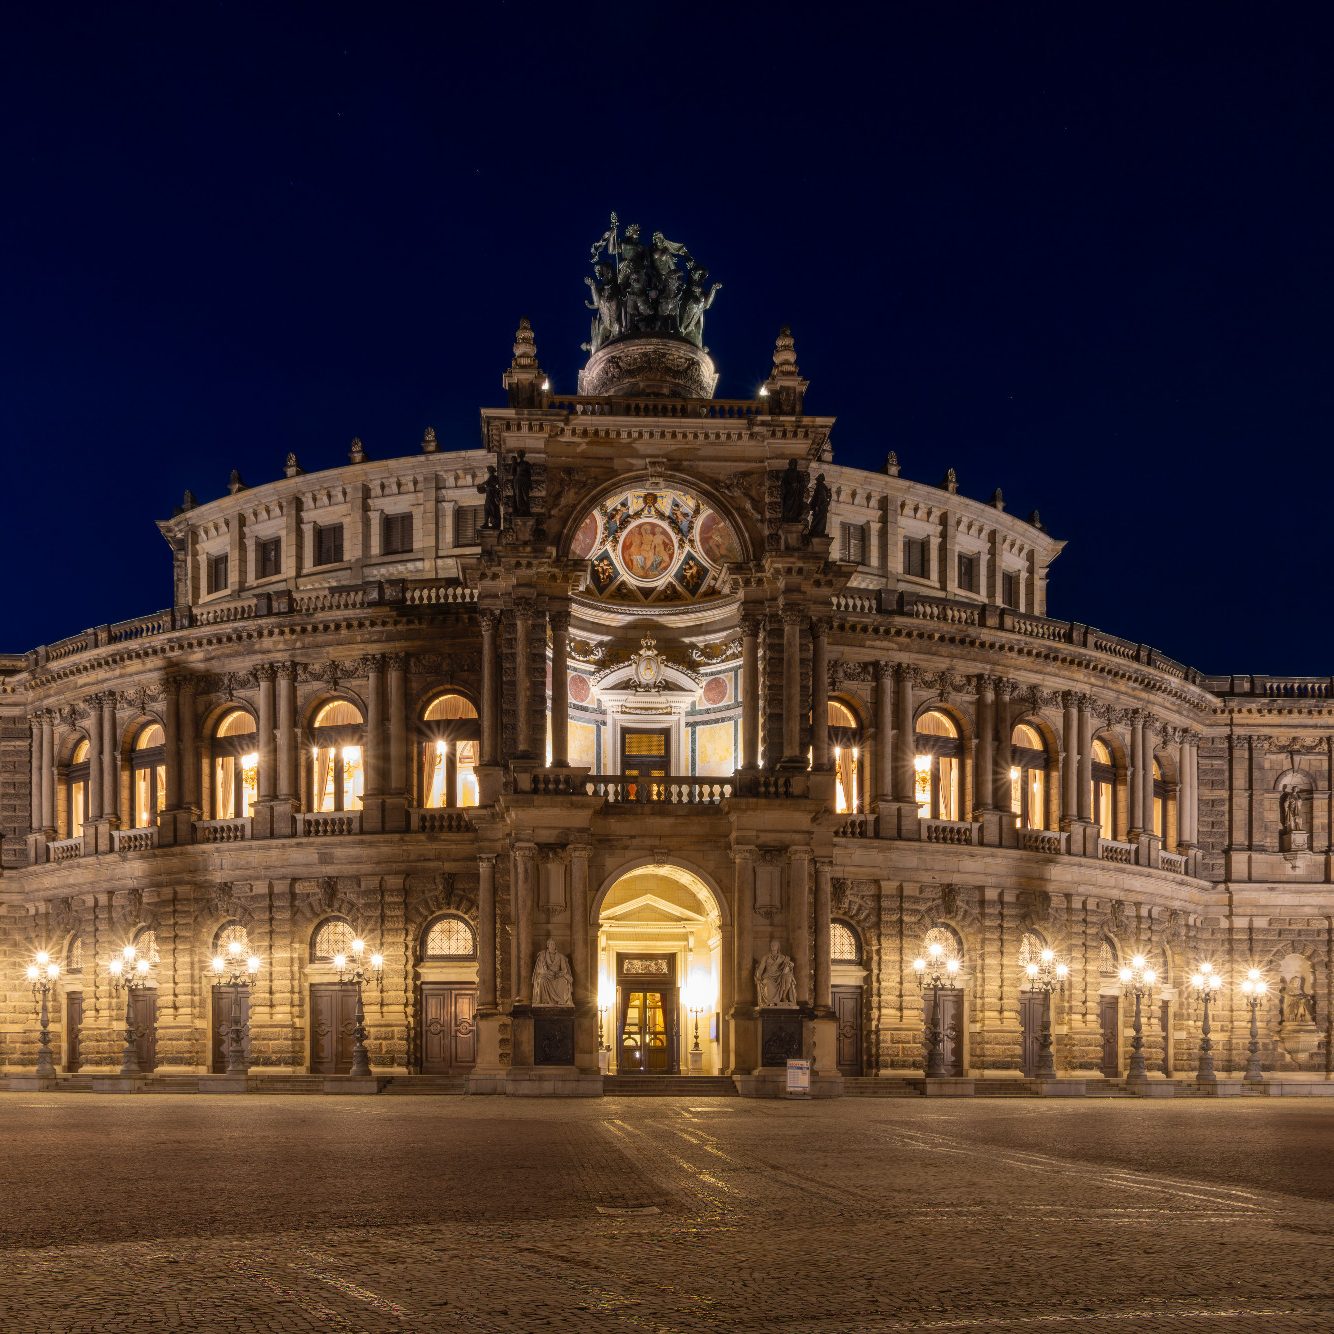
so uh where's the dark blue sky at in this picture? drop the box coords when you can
[3,3,1331,671]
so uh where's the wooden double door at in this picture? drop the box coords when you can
[211,984,251,1073]
[66,992,83,1073]
[419,984,477,1074]
[1020,991,1045,1077]
[1099,994,1120,1078]
[310,983,359,1074]
[832,986,863,1076]
[927,989,964,1076]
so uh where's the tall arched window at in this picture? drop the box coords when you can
[131,723,167,829]
[67,739,91,837]
[310,701,365,813]
[66,935,83,974]
[831,920,862,963]
[914,710,961,821]
[1018,930,1046,971]
[1009,722,1048,830]
[213,710,259,820]
[1091,738,1116,839]
[1153,758,1168,840]
[419,693,480,809]
[828,699,861,814]
[421,914,477,960]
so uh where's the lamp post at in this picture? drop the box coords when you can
[1239,966,1269,1085]
[1118,953,1158,1089]
[912,940,960,1078]
[596,976,613,1072]
[1188,961,1223,1085]
[210,939,262,1077]
[683,971,710,1069]
[25,950,61,1079]
[108,944,153,1077]
[332,937,383,1077]
[1023,947,1069,1080]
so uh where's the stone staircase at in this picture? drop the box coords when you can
[841,1077,922,1097]
[379,1075,468,1095]
[602,1075,738,1096]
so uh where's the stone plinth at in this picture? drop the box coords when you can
[577,337,718,398]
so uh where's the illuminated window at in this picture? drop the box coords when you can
[213,710,259,820]
[133,928,161,966]
[422,914,477,960]
[1091,738,1116,840]
[131,723,167,829]
[1018,931,1046,970]
[311,916,355,962]
[831,921,861,963]
[310,701,365,813]
[214,923,249,956]
[914,710,961,821]
[66,935,83,974]
[1009,722,1048,830]
[828,699,861,814]
[67,738,90,838]
[1098,937,1119,979]
[924,925,962,964]
[419,693,480,808]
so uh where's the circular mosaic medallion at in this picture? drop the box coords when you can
[701,676,729,706]
[618,520,677,584]
[568,674,591,704]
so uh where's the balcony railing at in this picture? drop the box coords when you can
[1098,838,1136,865]
[194,817,252,844]
[835,813,877,838]
[112,828,158,853]
[411,808,476,833]
[1020,828,1066,856]
[296,811,363,836]
[585,776,733,806]
[1159,850,1188,875]
[921,819,978,846]
[47,837,83,863]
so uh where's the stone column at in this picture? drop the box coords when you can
[810,618,829,770]
[1077,697,1094,823]
[29,720,42,832]
[512,842,536,1005]
[874,661,894,805]
[813,858,833,1012]
[257,667,276,802]
[161,679,181,811]
[741,615,761,769]
[975,677,995,812]
[991,681,1015,812]
[892,664,916,803]
[86,699,103,828]
[549,607,569,768]
[388,654,407,794]
[477,854,497,1010]
[787,847,812,1005]
[479,611,499,765]
[781,608,802,765]
[1129,712,1147,836]
[178,680,199,812]
[276,663,297,799]
[365,656,385,798]
[40,712,56,833]
[1141,721,1158,835]
[729,845,758,1074]
[515,603,534,758]
[100,695,117,821]
[1178,732,1195,846]
[569,844,594,1064]
[1061,693,1079,827]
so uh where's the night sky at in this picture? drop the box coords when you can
[3,4,1331,672]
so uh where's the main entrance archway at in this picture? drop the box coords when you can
[595,864,728,1076]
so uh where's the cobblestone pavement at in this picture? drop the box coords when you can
[3,1095,1333,1332]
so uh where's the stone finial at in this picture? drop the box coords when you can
[941,468,959,494]
[1028,509,1044,530]
[228,469,246,496]
[421,426,438,454]
[284,452,303,479]
[181,489,197,511]
[761,326,809,415]
[349,436,367,464]
[503,317,547,408]
[884,451,901,477]
[991,488,1005,511]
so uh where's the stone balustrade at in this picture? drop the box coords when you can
[296,811,363,836]
[46,837,83,862]
[111,828,158,853]
[1098,838,1136,865]
[194,817,253,844]
[584,776,733,806]
[921,818,978,846]
[411,808,476,833]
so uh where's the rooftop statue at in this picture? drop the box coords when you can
[583,213,721,354]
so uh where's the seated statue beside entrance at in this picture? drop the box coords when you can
[755,939,797,1007]
[532,937,574,1007]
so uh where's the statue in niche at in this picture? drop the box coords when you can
[510,450,532,518]
[478,466,502,530]
[779,459,807,524]
[531,938,574,1008]
[807,473,831,538]
[1280,785,1307,834]
[1284,976,1316,1024]
[755,939,797,1008]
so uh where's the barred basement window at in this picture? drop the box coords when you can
[957,552,978,592]
[903,536,929,579]
[455,505,485,545]
[422,915,477,960]
[1002,570,1021,609]
[311,917,355,962]
[382,512,413,555]
[831,921,861,963]
[840,521,867,565]
[207,553,229,594]
[314,523,344,567]
[256,537,282,579]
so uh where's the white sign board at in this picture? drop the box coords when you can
[785,1058,812,1095]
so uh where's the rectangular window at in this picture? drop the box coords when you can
[840,522,867,565]
[455,505,485,546]
[256,537,282,579]
[957,553,977,593]
[314,523,344,567]
[903,537,929,579]
[382,512,413,556]
[207,553,229,594]
[1002,570,1021,609]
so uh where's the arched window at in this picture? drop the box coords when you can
[131,723,167,829]
[1098,937,1119,981]
[212,710,258,820]
[419,693,480,809]
[311,916,356,963]
[310,701,365,813]
[66,935,83,974]
[831,920,862,963]
[421,914,477,960]
[914,710,962,821]
[133,927,161,967]
[1153,758,1168,840]
[1091,738,1116,840]
[923,924,963,964]
[213,922,250,956]
[1018,930,1046,971]
[828,700,861,815]
[67,738,90,838]
[1009,722,1048,830]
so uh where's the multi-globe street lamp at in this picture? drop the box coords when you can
[1118,953,1158,1088]
[1022,947,1069,1080]
[1188,961,1223,1085]
[210,939,262,1077]
[108,943,153,1077]
[332,937,383,1077]
[912,939,960,1078]
[1239,966,1269,1085]
[25,950,61,1079]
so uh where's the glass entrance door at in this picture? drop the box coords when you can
[618,988,676,1073]
[620,729,669,801]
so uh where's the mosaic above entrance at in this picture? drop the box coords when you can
[571,486,742,604]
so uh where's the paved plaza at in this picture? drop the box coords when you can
[2,1095,1333,1332]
